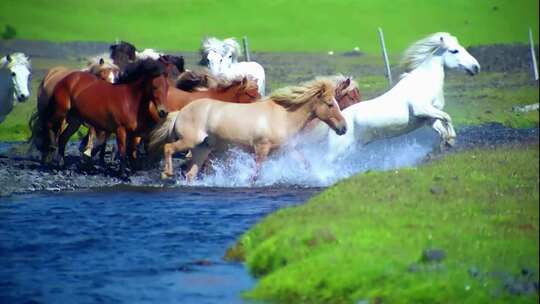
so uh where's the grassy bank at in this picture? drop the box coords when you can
[227,145,539,303]
[1,0,538,53]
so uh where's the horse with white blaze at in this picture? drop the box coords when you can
[0,52,31,123]
[315,32,480,161]
[200,37,266,96]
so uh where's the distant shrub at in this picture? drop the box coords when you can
[2,25,17,40]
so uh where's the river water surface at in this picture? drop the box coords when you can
[0,186,319,303]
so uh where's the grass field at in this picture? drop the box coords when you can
[0,0,538,53]
[227,144,539,303]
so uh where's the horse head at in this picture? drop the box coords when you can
[234,76,260,103]
[439,34,480,76]
[3,53,31,102]
[311,81,347,136]
[109,41,137,69]
[87,57,120,83]
[159,55,185,83]
[335,77,361,110]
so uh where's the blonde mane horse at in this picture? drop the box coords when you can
[150,78,347,182]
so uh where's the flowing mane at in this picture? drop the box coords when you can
[1,52,31,70]
[117,59,165,83]
[82,55,119,73]
[317,75,358,94]
[176,69,254,92]
[269,78,335,107]
[222,38,242,62]
[199,37,242,63]
[400,32,457,72]
[136,48,162,60]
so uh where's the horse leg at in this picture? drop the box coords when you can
[412,104,452,123]
[115,127,128,177]
[183,142,213,183]
[57,117,82,168]
[93,131,109,165]
[251,138,272,183]
[80,127,96,160]
[432,119,456,150]
[162,139,198,180]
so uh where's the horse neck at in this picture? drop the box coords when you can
[416,55,445,88]
[270,98,314,136]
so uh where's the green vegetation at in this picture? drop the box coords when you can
[228,145,539,303]
[0,0,538,53]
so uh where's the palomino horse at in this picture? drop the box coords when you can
[34,59,169,175]
[150,78,347,182]
[322,32,480,161]
[200,37,266,96]
[80,55,185,161]
[0,53,31,123]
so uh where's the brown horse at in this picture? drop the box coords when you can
[34,59,169,175]
[80,55,186,161]
[150,78,347,182]
[28,58,119,153]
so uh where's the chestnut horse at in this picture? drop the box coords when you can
[150,78,347,182]
[34,59,169,175]
[80,55,185,161]
[28,58,119,152]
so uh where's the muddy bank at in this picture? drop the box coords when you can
[0,123,537,197]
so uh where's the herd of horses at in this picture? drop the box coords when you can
[0,33,480,182]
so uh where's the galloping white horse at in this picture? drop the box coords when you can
[320,32,480,161]
[200,37,266,96]
[0,52,31,123]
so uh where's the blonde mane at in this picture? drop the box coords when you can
[400,32,456,72]
[82,55,119,72]
[317,75,358,94]
[269,78,335,107]
[1,52,31,70]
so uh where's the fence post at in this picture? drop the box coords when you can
[528,27,539,81]
[377,27,393,87]
[242,36,251,62]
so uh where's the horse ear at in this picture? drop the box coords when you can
[241,76,248,86]
[99,58,105,65]
[440,36,444,43]
[341,78,351,89]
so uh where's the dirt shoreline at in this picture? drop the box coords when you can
[0,123,537,197]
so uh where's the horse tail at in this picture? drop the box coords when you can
[148,111,180,158]
[27,79,51,155]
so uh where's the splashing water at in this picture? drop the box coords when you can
[174,127,439,188]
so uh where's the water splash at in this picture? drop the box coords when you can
[175,127,439,188]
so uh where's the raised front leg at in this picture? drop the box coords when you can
[412,103,452,123]
[432,119,456,149]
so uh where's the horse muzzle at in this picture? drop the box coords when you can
[334,124,347,136]
[16,94,29,102]
[157,108,168,118]
[464,64,480,76]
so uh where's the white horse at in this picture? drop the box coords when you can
[200,37,266,96]
[0,52,31,123]
[319,32,480,161]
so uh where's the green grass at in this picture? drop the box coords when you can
[227,145,539,303]
[0,0,538,53]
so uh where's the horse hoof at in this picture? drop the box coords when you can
[160,172,171,180]
[446,138,456,147]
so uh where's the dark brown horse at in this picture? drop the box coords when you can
[35,59,169,175]
[109,41,137,70]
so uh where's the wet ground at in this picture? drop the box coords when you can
[0,123,537,197]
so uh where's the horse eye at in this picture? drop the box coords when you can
[11,72,16,77]
[328,103,334,108]
[449,49,459,54]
